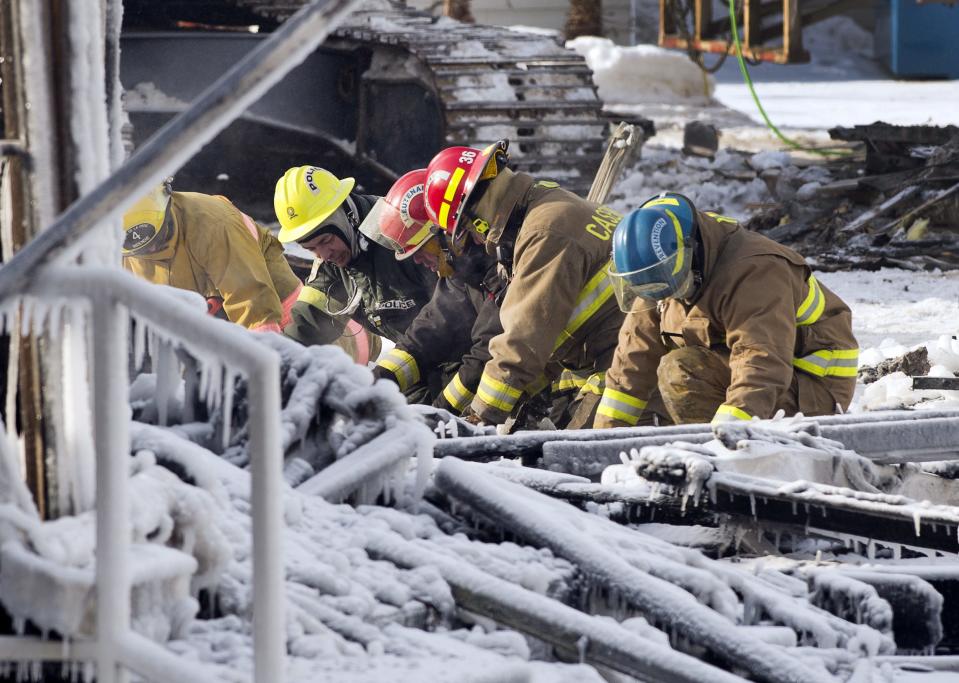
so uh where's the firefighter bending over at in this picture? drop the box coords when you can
[423,140,624,428]
[594,193,858,428]
[123,182,301,332]
[274,166,436,360]
[366,169,505,413]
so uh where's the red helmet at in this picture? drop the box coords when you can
[358,170,435,260]
[424,140,509,238]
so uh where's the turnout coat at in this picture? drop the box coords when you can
[123,191,301,332]
[594,211,858,428]
[467,169,625,424]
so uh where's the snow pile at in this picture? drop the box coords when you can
[858,336,959,411]
[0,451,227,641]
[132,428,603,682]
[566,36,714,105]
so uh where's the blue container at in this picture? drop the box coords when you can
[875,0,959,78]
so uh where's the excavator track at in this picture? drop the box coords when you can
[237,0,611,193]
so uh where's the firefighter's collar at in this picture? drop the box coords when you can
[468,169,535,248]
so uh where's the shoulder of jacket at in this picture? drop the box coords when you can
[724,229,808,268]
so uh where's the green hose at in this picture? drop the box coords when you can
[726,0,851,157]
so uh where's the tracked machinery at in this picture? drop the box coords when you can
[120,0,647,221]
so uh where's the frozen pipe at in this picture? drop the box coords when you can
[118,632,224,683]
[297,421,432,501]
[0,0,361,301]
[30,269,285,683]
[435,409,959,462]
[366,530,746,683]
[542,432,714,477]
[0,637,95,661]
[434,422,709,461]
[92,298,130,683]
[819,417,959,463]
[434,457,832,683]
[542,412,959,476]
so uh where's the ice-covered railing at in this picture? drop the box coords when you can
[0,0,365,680]
[0,268,284,683]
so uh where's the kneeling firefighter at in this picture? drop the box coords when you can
[123,182,302,332]
[274,166,437,363]
[422,140,625,428]
[594,193,859,428]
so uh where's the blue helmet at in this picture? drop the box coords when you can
[610,193,697,311]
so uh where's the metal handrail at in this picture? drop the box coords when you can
[23,268,283,683]
[0,0,358,300]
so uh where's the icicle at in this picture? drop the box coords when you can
[914,509,923,537]
[221,369,235,451]
[749,493,756,517]
[791,500,798,515]
[133,316,147,371]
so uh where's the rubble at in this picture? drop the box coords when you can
[743,124,959,271]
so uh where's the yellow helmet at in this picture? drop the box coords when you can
[274,166,355,243]
[122,184,171,255]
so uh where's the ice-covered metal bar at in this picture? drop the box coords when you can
[366,530,746,683]
[0,0,359,301]
[298,421,432,502]
[541,410,959,477]
[436,409,959,466]
[28,269,284,683]
[91,298,130,683]
[434,457,832,683]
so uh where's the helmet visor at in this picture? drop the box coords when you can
[357,199,404,252]
[610,246,693,312]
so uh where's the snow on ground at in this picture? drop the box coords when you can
[818,269,959,350]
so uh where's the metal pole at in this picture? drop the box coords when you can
[247,363,285,683]
[91,296,130,683]
[0,0,360,301]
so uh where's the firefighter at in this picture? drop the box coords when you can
[594,193,858,428]
[422,140,625,428]
[274,165,437,353]
[122,182,301,332]
[364,169,503,414]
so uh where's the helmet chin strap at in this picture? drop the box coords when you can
[342,196,366,257]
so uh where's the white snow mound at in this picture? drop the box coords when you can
[566,37,714,104]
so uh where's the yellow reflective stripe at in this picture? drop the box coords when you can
[597,404,641,426]
[377,348,420,391]
[642,197,680,208]
[444,167,465,202]
[553,262,616,351]
[297,286,329,309]
[476,372,523,413]
[796,275,826,327]
[438,203,451,230]
[666,208,684,276]
[580,371,606,396]
[598,387,646,425]
[705,211,737,224]
[552,370,587,393]
[793,348,859,378]
[712,404,752,423]
[602,387,646,410]
[442,373,474,413]
[406,223,432,248]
